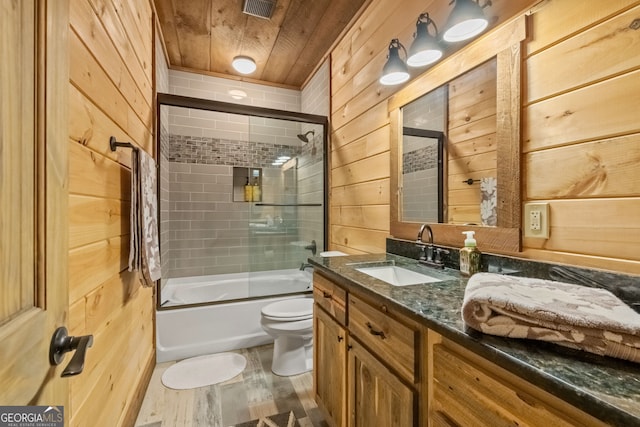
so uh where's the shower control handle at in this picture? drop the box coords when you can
[304,240,317,256]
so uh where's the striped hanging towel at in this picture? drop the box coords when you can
[128,149,161,286]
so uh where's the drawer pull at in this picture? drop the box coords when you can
[366,322,386,339]
[322,291,332,299]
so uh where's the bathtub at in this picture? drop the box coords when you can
[156,268,312,362]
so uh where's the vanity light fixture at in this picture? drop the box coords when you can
[407,13,443,67]
[232,56,257,74]
[379,39,410,86]
[442,0,491,42]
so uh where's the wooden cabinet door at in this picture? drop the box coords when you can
[429,336,608,427]
[348,338,415,427]
[0,0,69,407]
[314,305,348,427]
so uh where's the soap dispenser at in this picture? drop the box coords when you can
[460,231,481,276]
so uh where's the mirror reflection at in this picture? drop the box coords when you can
[399,58,498,226]
[401,86,446,223]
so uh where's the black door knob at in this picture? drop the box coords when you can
[49,327,94,377]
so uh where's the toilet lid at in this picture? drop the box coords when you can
[261,298,313,320]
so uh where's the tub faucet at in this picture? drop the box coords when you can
[300,262,313,271]
[416,224,434,262]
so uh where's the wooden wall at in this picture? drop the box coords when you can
[329,0,640,275]
[329,0,535,255]
[67,0,156,425]
[447,59,497,225]
[521,0,640,273]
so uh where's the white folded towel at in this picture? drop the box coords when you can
[462,273,640,363]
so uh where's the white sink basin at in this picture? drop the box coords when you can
[355,265,441,286]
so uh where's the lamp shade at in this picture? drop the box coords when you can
[232,56,257,74]
[379,39,410,85]
[407,14,443,67]
[442,0,489,42]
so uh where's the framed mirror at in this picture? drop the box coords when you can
[389,16,527,253]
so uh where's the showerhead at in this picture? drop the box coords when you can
[297,130,315,143]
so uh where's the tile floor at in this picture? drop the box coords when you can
[134,344,328,427]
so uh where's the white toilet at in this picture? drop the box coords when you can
[260,297,314,376]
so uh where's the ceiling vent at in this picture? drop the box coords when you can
[242,0,276,19]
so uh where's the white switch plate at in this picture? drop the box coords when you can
[524,202,550,239]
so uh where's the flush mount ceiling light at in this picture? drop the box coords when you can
[228,89,248,100]
[379,39,410,86]
[442,0,491,42]
[232,56,257,74]
[407,13,443,67]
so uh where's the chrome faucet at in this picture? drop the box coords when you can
[416,224,448,269]
[299,262,313,271]
[416,224,434,262]
[417,224,433,245]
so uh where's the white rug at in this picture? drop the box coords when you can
[161,352,247,390]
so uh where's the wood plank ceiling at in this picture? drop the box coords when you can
[154,0,368,88]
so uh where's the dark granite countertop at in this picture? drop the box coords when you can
[308,253,640,427]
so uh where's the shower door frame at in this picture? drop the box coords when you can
[155,93,329,311]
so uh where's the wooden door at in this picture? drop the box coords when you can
[0,0,69,408]
[348,338,415,427]
[314,306,348,427]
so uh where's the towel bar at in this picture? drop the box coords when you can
[462,178,480,185]
[109,136,138,152]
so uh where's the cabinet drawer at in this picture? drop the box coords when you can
[313,272,347,325]
[431,342,607,427]
[348,294,417,383]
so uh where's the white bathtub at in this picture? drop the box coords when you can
[156,268,313,362]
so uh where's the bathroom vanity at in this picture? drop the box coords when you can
[310,253,640,427]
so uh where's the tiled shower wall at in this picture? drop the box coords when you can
[169,69,301,112]
[301,60,330,116]
[156,32,170,290]
[403,141,439,221]
[299,59,329,253]
[167,162,249,277]
[166,143,323,278]
[161,67,327,280]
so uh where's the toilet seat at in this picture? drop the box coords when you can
[261,298,313,321]
[261,317,313,334]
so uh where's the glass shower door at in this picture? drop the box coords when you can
[247,116,325,298]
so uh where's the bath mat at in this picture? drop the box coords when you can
[234,411,299,427]
[161,352,246,390]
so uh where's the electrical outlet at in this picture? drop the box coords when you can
[530,210,541,230]
[524,202,550,239]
